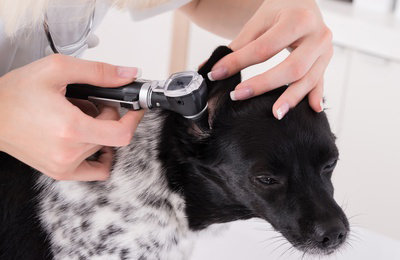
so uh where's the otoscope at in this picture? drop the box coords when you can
[66,71,209,124]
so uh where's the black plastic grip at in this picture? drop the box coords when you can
[66,81,144,102]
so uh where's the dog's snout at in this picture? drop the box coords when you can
[314,220,347,249]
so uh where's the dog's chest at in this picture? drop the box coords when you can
[36,113,193,260]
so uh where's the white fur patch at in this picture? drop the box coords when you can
[36,112,195,259]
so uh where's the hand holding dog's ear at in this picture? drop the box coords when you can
[209,0,332,120]
[0,54,144,181]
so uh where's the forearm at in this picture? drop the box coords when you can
[180,0,263,39]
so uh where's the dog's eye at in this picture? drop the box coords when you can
[255,176,278,185]
[323,159,338,172]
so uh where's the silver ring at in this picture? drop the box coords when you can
[139,82,152,109]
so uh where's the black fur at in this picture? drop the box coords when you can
[161,46,349,254]
[0,153,52,260]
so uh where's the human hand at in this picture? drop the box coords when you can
[0,54,144,181]
[208,0,333,120]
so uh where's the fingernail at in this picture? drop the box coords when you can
[276,103,290,120]
[319,99,324,112]
[230,88,254,101]
[208,67,228,81]
[117,66,141,79]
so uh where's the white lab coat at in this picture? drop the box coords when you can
[0,0,191,76]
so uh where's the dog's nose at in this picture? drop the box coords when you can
[314,220,347,249]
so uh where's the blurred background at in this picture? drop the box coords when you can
[83,0,400,258]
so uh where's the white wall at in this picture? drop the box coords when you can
[83,9,174,80]
[82,1,400,243]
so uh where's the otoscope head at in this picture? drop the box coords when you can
[150,71,209,126]
[177,77,209,131]
[188,104,209,132]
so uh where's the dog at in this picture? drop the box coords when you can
[0,46,349,259]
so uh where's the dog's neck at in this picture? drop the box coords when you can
[157,46,252,230]
[158,112,253,231]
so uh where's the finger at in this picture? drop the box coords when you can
[308,79,324,113]
[210,18,312,81]
[70,147,114,181]
[78,110,145,147]
[68,98,99,117]
[229,11,271,51]
[45,54,142,87]
[96,106,120,121]
[231,36,330,101]
[74,143,103,166]
[272,51,332,119]
[39,144,105,181]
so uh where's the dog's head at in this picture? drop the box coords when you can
[161,46,349,255]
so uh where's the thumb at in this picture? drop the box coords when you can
[46,54,141,88]
[78,110,145,147]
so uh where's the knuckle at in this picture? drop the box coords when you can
[46,54,66,72]
[50,149,76,168]
[226,55,240,72]
[288,60,307,80]
[97,171,111,181]
[322,27,333,43]
[254,42,269,60]
[45,165,67,180]
[293,8,317,29]
[93,62,107,82]
[58,122,78,141]
[119,129,133,146]
[287,87,304,104]
[305,74,319,88]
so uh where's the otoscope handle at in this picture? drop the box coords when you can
[65,71,208,120]
[66,81,144,102]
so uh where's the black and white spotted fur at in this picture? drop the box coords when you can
[36,112,194,260]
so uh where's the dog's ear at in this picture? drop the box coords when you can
[192,46,241,133]
[198,46,241,99]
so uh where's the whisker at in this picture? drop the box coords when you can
[348,232,363,242]
[286,246,299,258]
[271,241,290,255]
[347,213,365,220]
[345,240,354,249]
[263,238,288,250]
[279,244,295,259]
[340,198,349,212]
[301,249,308,260]
[259,236,285,246]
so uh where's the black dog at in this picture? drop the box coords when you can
[163,46,349,255]
[0,46,348,259]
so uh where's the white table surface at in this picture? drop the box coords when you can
[191,218,400,260]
